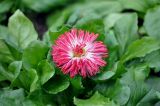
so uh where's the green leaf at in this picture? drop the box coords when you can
[12,69,39,92]
[103,35,123,77]
[21,0,69,12]
[92,57,125,81]
[105,80,130,105]
[22,100,36,106]
[0,88,35,106]
[119,0,150,12]
[74,91,119,106]
[114,13,138,56]
[8,61,22,81]
[144,6,160,39]
[78,1,122,17]
[69,76,84,96]
[37,60,55,85]
[146,76,160,92]
[25,89,56,106]
[67,1,122,26]
[119,64,150,105]
[104,30,118,47]
[155,102,160,106]
[70,76,84,90]
[0,26,22,61]
[144,50,160,72]
[111,61,126,79]
[133,65,150,81]
[67,8,100,26]
[146,0,160,5]
[0,39,14,63]
[121,64,149,84]
[104,13,123,32]
[8,10,38,50]
[22,40,49,70]
[0,61,22,82]
[90,1,122,16]
[47,6,72,28]
[49,25,70,44]
[0,88,25,106]
[92,71,115,81]
[43,75,70,94]
[121,37,160,63]
[47,11,65,28]
[137,89,160,106]
[0,25,10,40]
[126,82,149,106]
[75,19,105,41]
[0,0,13,14]
[44,7,72,45]
[0,64,9,81]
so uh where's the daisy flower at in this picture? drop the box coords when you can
[52,29,108,78]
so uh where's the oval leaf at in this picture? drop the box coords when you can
[8,10,38,50]
[144,6,160,39]
[121,37,160,63]
[22,40,49,70]
[74,91,119,106]
[43,75,70,94]
[37,60,55,85]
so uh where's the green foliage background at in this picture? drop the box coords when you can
[0,0,160,106]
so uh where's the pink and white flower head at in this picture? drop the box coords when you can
[52,29,108,78]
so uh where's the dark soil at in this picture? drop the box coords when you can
[27,12,48,40]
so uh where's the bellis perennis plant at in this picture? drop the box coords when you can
[1,0,160,105]
[52,29,108,78]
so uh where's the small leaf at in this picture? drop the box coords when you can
[137,89,160,106]
[21,0,69,12]
[47,7,71,28]
[74,91,119,106]
[37,60,55,85]
[145,50,160,72]
[92,71,115,81]
[104,13,123,32]
[144,6,160,39]
[119,64,150,105]
[24,89,56,106]
[8,10,38,50]
[0,0,13,14]
[111,61,125,79]
[114,13,138,56]
[104,30,118,47]
[43,75,70,94]
[0,64,9,81]
[68,9,100,26]
[8,61,22,81]
[146,76,160,92]
[12,69,39,92]
[22,40,49,70]
[67,1,122,23]
[0,25,10,40]
[0,39,14,63]
[0,88,25,106]
[121,63,149,84]
[121,37,160,63]
[49,25,70,44]
[75,19,105,41]
[126,82,149,106]
[106,80,130,105]
[119,0,150,12]
[0,61,22,82]
[70,76,84,90]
